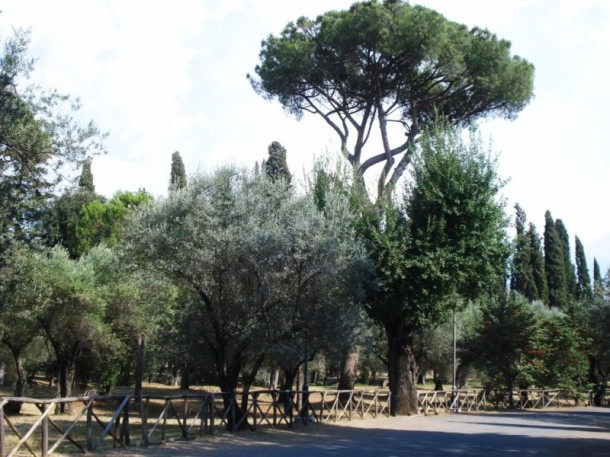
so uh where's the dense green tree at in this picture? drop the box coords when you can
[250,0,534,200]
[588,268,610,402]
[40,188,102,258]
[0,244,43,409]
[364,124,508,414]
[593,258,603,298]
[169,151,187,191]
[525,303,588,390]
[0,28,104,251]
[78,159,95,193]
[575,236,592,302]
[527,223,548,303]
[544,211,568,307]
[264,141,292,184]
[555,219,577,300]
[510,204,537,300]
[35,246,112,412]
[76,190,151,255]
[466,294,537,407]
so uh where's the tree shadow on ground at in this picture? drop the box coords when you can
[96,408,610,457]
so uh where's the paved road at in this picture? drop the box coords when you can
[98,407,610,457]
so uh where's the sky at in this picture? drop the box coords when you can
[2,0,609,273]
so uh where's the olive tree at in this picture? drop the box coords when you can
[125,168,369,409]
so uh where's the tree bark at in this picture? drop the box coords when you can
[239,354,265,423]
[56,358,76,413]
[270,367,279,390]
[338,349,359,390]
[386,325,418,415]
[3,350,26,415]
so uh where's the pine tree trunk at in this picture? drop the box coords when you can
[386,326,418,415]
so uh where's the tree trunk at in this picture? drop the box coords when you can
[179,362,191,390]
[12,351,26,397]
[3,350,26,415]
[134,334,146,397]
[338,349,359,390]
[386,325,418,415]
[0,361,5,386]
[270,366,279,390]
[239,355,265,428]
[281,366,299,392]
[504,369,515,409]
[57,359,76,413]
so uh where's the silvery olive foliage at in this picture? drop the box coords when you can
[125,167,370,393]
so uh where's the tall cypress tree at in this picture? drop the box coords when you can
[544,211,567,307]
[510,204,537,299]
[169,151,187,191]
[593,258,603,298]
[78,159,95,193]
[527,222,548,303]
[265,141,292,184]
[555,219,577,300]
[574,235,592,302]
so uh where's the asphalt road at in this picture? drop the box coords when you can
[97,407,610,457]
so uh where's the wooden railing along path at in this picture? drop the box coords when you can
[0,389,390,456]
[1,387,605,456]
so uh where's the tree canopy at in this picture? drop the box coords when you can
[0,28,105,249]
[364,124,508,414]
[125,167,369,400]
[250,0,534,200]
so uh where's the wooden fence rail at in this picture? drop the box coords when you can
[0,389,391,456]
[0,387,603,456]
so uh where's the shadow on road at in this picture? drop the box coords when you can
[99,408,610,457]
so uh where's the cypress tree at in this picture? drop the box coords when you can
[169,151,187,191]
[510,204,537,299]
[544,211,567,307]
[555,219,577,300]
[527,222,548,303]
[265,141,292,184]
[574,235,592,302]
[78,159,95,193]
[593,258,603,298]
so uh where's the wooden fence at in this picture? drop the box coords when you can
[1,387,603,456]
[0,389,391,456]
[416,388,593,416]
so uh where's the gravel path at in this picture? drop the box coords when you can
[93,407,610,457]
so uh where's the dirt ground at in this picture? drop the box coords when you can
[88,407,610,457]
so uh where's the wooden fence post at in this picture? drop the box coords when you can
[252,393,258,431]
[141,397,149,446]
[0,401,5,457]
[161,399,168,442]
[86,400,93,451]
[41,404,49,457]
